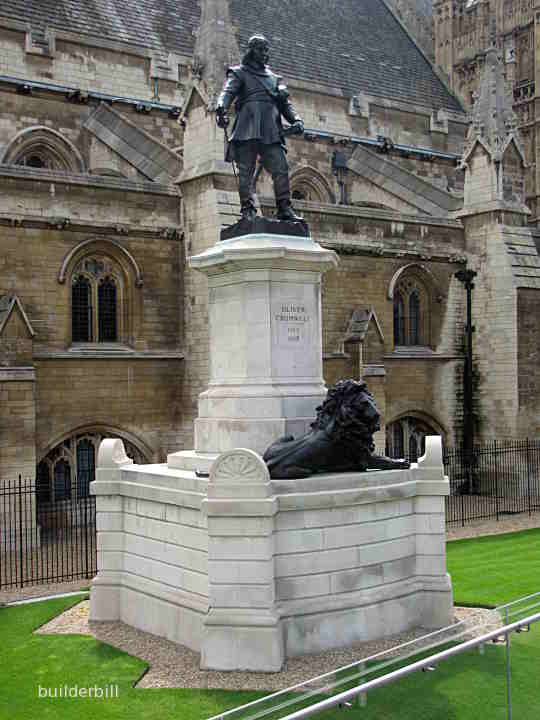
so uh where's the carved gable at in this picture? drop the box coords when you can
[0,296,35,366]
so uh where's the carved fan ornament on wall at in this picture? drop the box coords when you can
[211,450,269,483]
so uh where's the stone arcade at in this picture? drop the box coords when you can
[90,231,453,671]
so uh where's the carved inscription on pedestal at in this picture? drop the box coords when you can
[273,301,311,349]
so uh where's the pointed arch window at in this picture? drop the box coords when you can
[393,275,430,347]
[36,431,149,506]
[2,126,85,172]
[289,167,335,204]
[71,257,123,344]
[386,416,439,461]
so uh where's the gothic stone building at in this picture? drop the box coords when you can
[0,0,538,511]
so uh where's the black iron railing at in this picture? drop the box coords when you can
[0,476,96,589]
[443,439,540,526]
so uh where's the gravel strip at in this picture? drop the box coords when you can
[0,579,91,605]
[35,598,92,634]
[35,600,502,691]
[447,511,540,541]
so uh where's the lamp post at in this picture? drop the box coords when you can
[455,268,477,492]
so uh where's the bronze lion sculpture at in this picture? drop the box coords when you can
[263,379,410,479]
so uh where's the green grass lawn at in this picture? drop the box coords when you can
[0,596,263,720]
[447,526,540,607]
[1,526,540,720]
[315,626,540,720]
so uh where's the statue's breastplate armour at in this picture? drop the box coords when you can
[237,68,279,105]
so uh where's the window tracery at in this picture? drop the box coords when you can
[289,167,335,203]
[2,126,85,172]
[385,416,440,462]
[393,274,430,346]
[37,432,148,505]
[71,256,122,343]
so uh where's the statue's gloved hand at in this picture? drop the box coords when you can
[215,107,229,129]
[291,119,304,135]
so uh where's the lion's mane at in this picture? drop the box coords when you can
[310,379,379,450]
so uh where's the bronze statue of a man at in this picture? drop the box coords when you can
[216,34,304,222]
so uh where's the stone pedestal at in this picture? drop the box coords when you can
[171,234,338,463]
[91,233,453,673]
[90,436,453,672]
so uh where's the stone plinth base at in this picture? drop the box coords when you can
[188,234,338,457]
[201,609,285,672]
[220,215,309,241]
[91,437,453,672]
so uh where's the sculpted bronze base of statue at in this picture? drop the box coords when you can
[220,213,309,241]
[263,380,410,479]
[216,34,308,236]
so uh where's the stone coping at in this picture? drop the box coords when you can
[34,349,185,360]
[91,462,449,513]
[0,164,179,195]
[0,367,35,381]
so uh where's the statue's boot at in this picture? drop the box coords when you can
[274,172,303,221]
[237,154,258,221]
[240,202,257,221]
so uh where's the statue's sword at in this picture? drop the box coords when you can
[223,126,239,186]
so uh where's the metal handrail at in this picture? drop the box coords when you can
[276,611,540,720]
[206,607,492,720]
[207,592,540,720]
[497,590,540,610]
